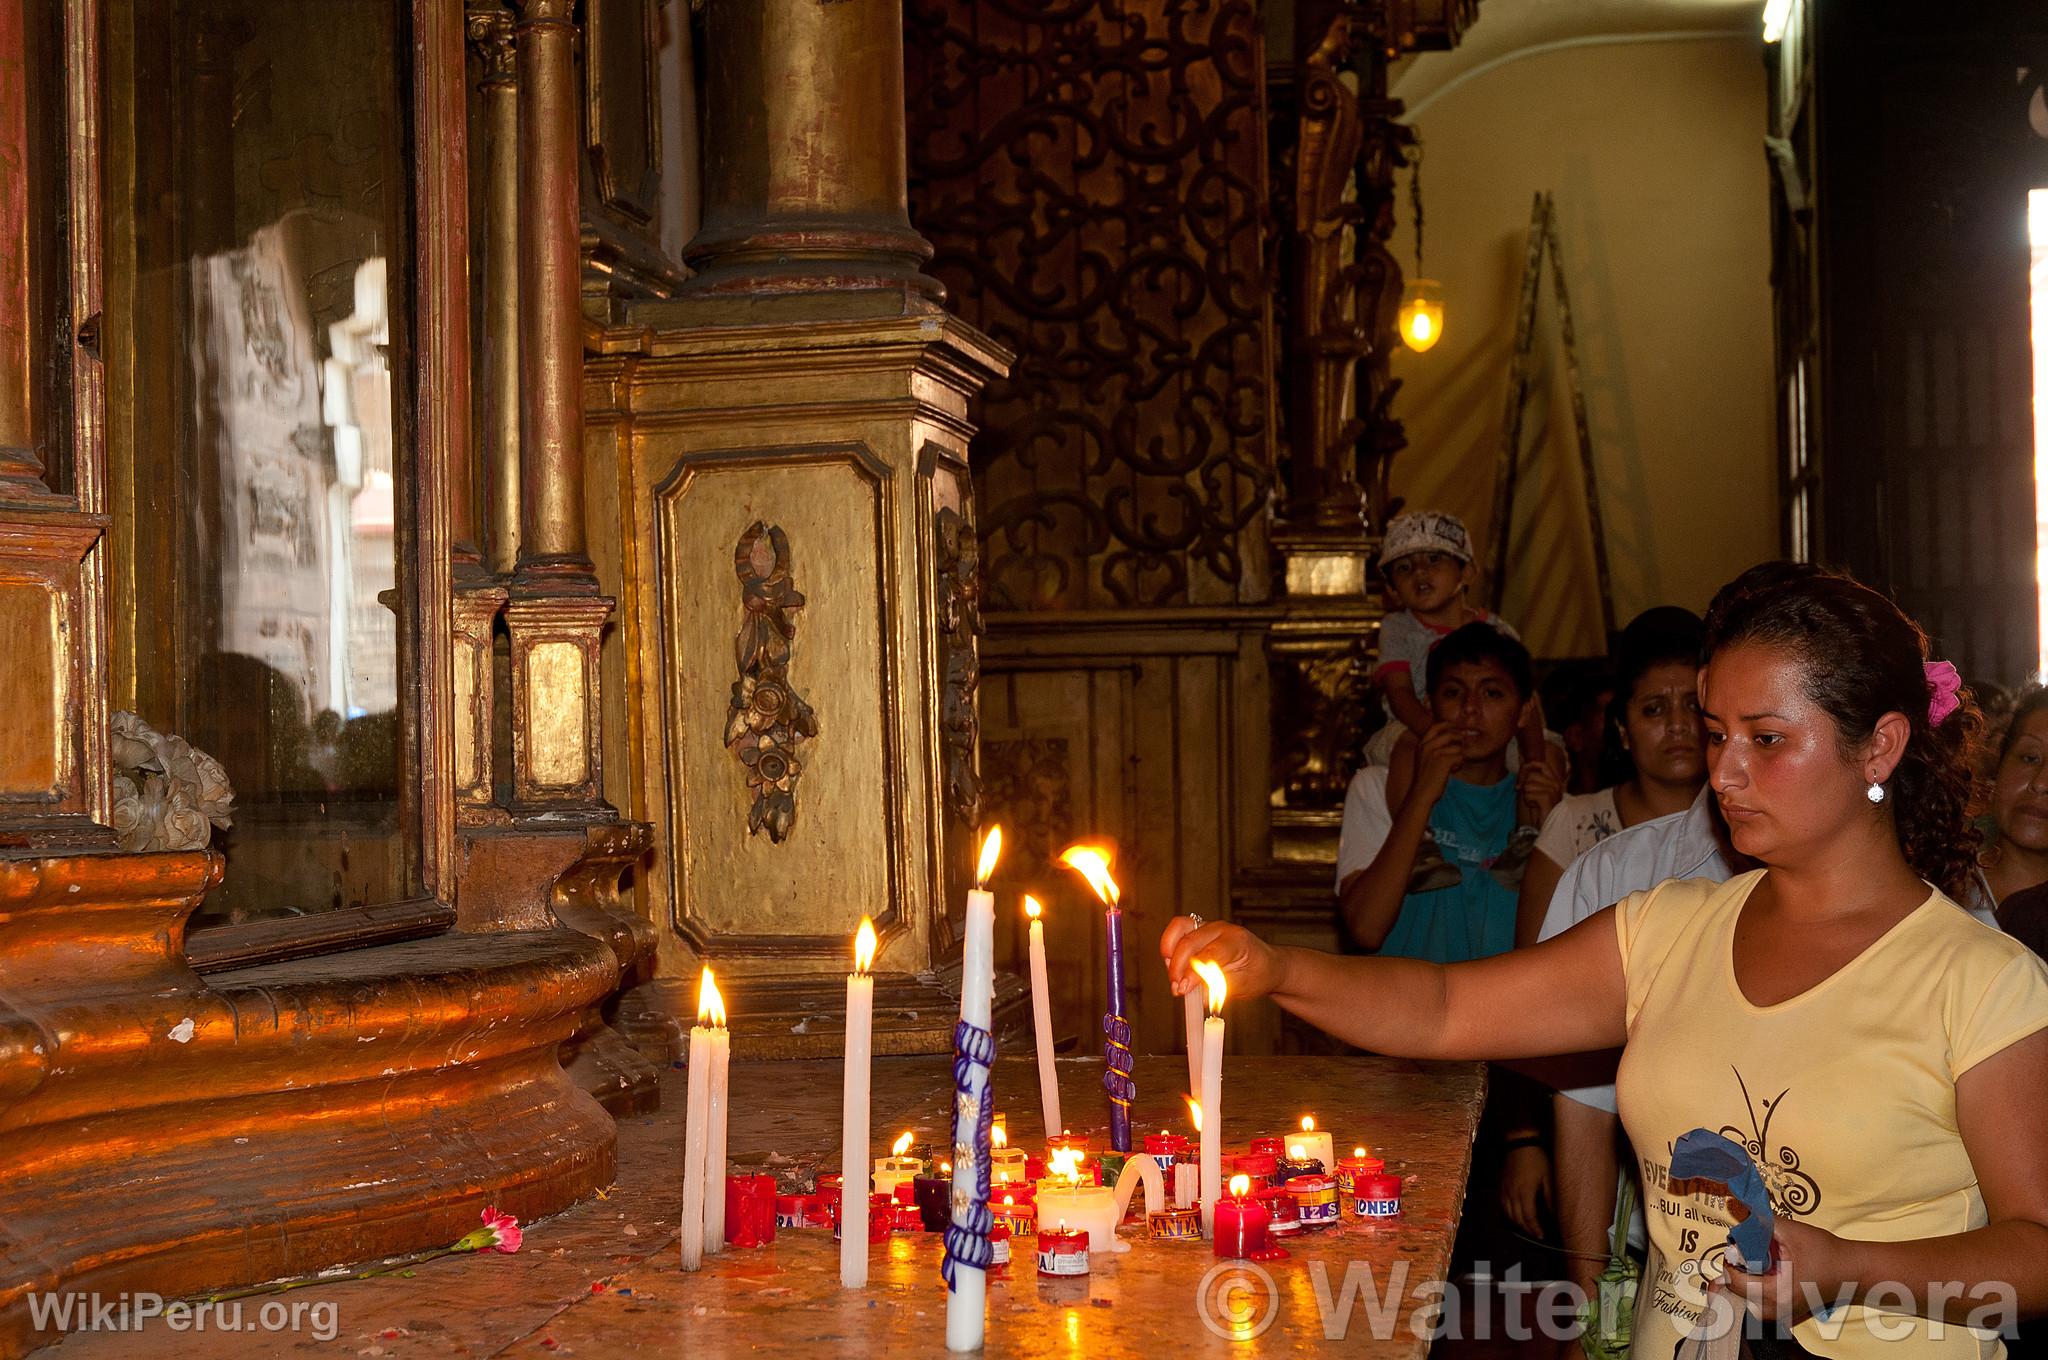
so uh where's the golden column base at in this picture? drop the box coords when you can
[587,305,1022,1054]
[504,591,615,817]
[452,582,510,822]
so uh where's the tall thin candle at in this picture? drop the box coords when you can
[1184,982,1205,1106]
[1059,844,1134,1153]
[1023,896,1062,1140]
[705,990,731,1251]
[1192,959,1227,1238]
[840,919,877,1288]
[945,826,1003,1352]
[680,967,723,1271]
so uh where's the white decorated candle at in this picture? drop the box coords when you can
[946,826,1003,1353]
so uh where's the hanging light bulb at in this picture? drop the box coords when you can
[1399,280,1445,353]
[1399,138,1444,353]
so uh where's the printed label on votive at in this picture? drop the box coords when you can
[1036,1247,1089,1276]
[1356,1196,1401,1218]
[1299,1200,1341,1225]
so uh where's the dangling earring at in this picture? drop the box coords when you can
[1866,781,1886,805]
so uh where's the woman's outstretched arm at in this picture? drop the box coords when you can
[1160,909,1629,1063]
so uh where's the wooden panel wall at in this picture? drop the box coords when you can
[979,616,1276,1069]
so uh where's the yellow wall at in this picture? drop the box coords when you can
[1386,36,1778,657]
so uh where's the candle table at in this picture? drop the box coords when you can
[647,1053,1483,1359]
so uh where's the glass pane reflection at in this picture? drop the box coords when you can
[114,0,410,927]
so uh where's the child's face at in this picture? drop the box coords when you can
[1429,659,1525,761]
[1386,551,1469,615]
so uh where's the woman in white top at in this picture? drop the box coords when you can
[1514,608,1709,949]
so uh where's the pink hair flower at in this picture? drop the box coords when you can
[455,1207,524,1254]
[1924,660,1963,726]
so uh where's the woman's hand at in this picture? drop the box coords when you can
[1159,916,1286,1004]
[1713,1217,1854,1326]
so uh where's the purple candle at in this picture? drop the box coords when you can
[1060,844,1136,1153]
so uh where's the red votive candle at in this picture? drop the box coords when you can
[1036,1226,1090,1276]
[1335,1151,1384,1197]
[1249,1135,1286,1159]
[990,1221,1013,1271]
[1355,1171,1403,1219]
[1025,1154,1046,1181]
[993,1196,1038,1236]
[1143,1132,1190,1172]
[1231,1152,1279,1188]
[775,1193,815,1229]
[724,1174,777,1248]
[1287,1174,1341,1228]
[1256,1183,1301,1237]
[833,1191,895,1244]
[1214,1190,1275,1260]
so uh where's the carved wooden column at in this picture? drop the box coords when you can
[506,0,613,818]
[682,0,940,300]
[583,0,1024,1055]
[0,0,112,849]
[1244,0,1476,943]
[455,0,518,824]
[470,0,521,576]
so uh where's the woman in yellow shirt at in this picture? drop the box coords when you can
[1165,564,2048,1357]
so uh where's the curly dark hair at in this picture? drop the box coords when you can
[1700,562,1983,897]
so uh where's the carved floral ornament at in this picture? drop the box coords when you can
[109,711,235,853]
[724,522,818,843]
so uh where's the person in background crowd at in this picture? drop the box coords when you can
[1514,608,1709,951]
[1497,608,1709,1249]
[1966,688,2048,918]
[1542,658,1619,797]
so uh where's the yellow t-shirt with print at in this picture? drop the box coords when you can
[1613,870,2048,1359]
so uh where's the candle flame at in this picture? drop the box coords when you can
[892,1131,914,1157]
[1354,1147,1367,1159]
[1058,844,1120,906]
[993,1125,1008,1149]
[1048,1147,1084,1182]
[854,917,877,974]
[1183,1095,1202,1133]
[1003,1194,1015,1206]
[1302,1115,1315,1134]
[976,825,1004,887]
[1229,1173,1250,1199]
[1191,959,1227,1013]
[941,1161,952,1176]
[1024,894,1042,921]
[1290,1143,1306,1160]
[696,967,727,1027]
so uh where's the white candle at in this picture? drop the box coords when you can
[874,1133,922,1200]
[1173,1160,1199,1209]
[1192,959,1227,1238]
[947,827,1002,1353]
[1024,896,1062,1141]
[1293,1116,1336,1172]
[705,1020,731,1251]
[1038,1183,1122,1255]
[680,967,723,1271]
[1184,981,1205,1105]
[840,919,877,1289]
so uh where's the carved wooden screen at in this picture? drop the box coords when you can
[905,0,1278,611]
